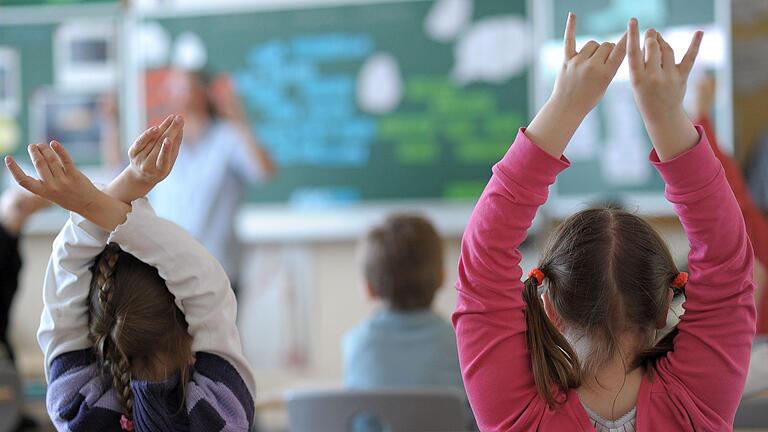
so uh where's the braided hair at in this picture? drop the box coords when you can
[90,245,134,425]
[88,243,193,430]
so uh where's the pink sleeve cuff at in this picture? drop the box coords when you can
[494,128,571,187]
[651,125,721,194]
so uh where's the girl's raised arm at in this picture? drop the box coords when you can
[453,14,626,429]
[628,20,756,425]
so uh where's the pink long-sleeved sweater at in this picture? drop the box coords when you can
[453,127,756,431]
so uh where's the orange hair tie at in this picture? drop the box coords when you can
[673,271,689,289]
[529,268,546,285]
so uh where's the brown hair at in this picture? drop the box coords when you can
[363,214,444,311]
[88,243,193,422]
[523,208,683,407]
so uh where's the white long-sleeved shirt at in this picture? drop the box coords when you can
[38,198,256,431]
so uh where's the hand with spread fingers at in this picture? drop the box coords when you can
[552,13,628,119]
[4,142,130,230]
[5,142,101,214]
[627,18,703,160]
[526,13,627,157]
[127,114,184,186]
[105,114,184,204]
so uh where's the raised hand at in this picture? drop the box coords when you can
[104,114,184,205]
[553,13,628,118]
[128,114,184,186]
[5,142,101,214]
[526,13,627,157]
[627,18,702,160]
[4,142,131,230]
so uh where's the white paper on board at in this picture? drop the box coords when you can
[357,53,403,114]
[425,0,474,43]
[452,16,531,85]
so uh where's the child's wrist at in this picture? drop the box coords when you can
[546,96,588,126]
[126,166,156,188]
[103,167,154,205]
[78,189,108,218]
[644,108,699,161]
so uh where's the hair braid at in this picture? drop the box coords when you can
[91,244,136,426]
[96,248,119,310]
[109,347,134,421]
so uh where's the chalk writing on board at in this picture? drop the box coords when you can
[234,33,377,167]
[379,76,523,168]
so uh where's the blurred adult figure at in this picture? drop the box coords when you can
[150,69,276,289]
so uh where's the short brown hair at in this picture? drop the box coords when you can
[363,214,443,311]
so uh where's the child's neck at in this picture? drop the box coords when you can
[576,335,645,421]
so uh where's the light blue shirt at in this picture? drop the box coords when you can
[150,120,263,281]
[342,308,464,393]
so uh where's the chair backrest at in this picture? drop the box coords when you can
[285,388,468,432]
[734,396,768,429]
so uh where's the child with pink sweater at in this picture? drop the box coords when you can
[453,15,755,431]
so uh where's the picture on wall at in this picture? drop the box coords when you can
[30,89,105,165]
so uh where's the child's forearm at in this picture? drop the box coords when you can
[78,191,131,232]
[525,97,586,158]
[642,106,699,161]
[103,167,155,205]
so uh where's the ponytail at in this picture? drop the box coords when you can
[522,273,580,407]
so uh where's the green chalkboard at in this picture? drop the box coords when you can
[148,0,530,204]
[542,0,716,208]
[0,23,56,161]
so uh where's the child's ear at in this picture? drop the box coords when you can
[364,281,379,301]
[542,292,563,331]
[655,287,675,329]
